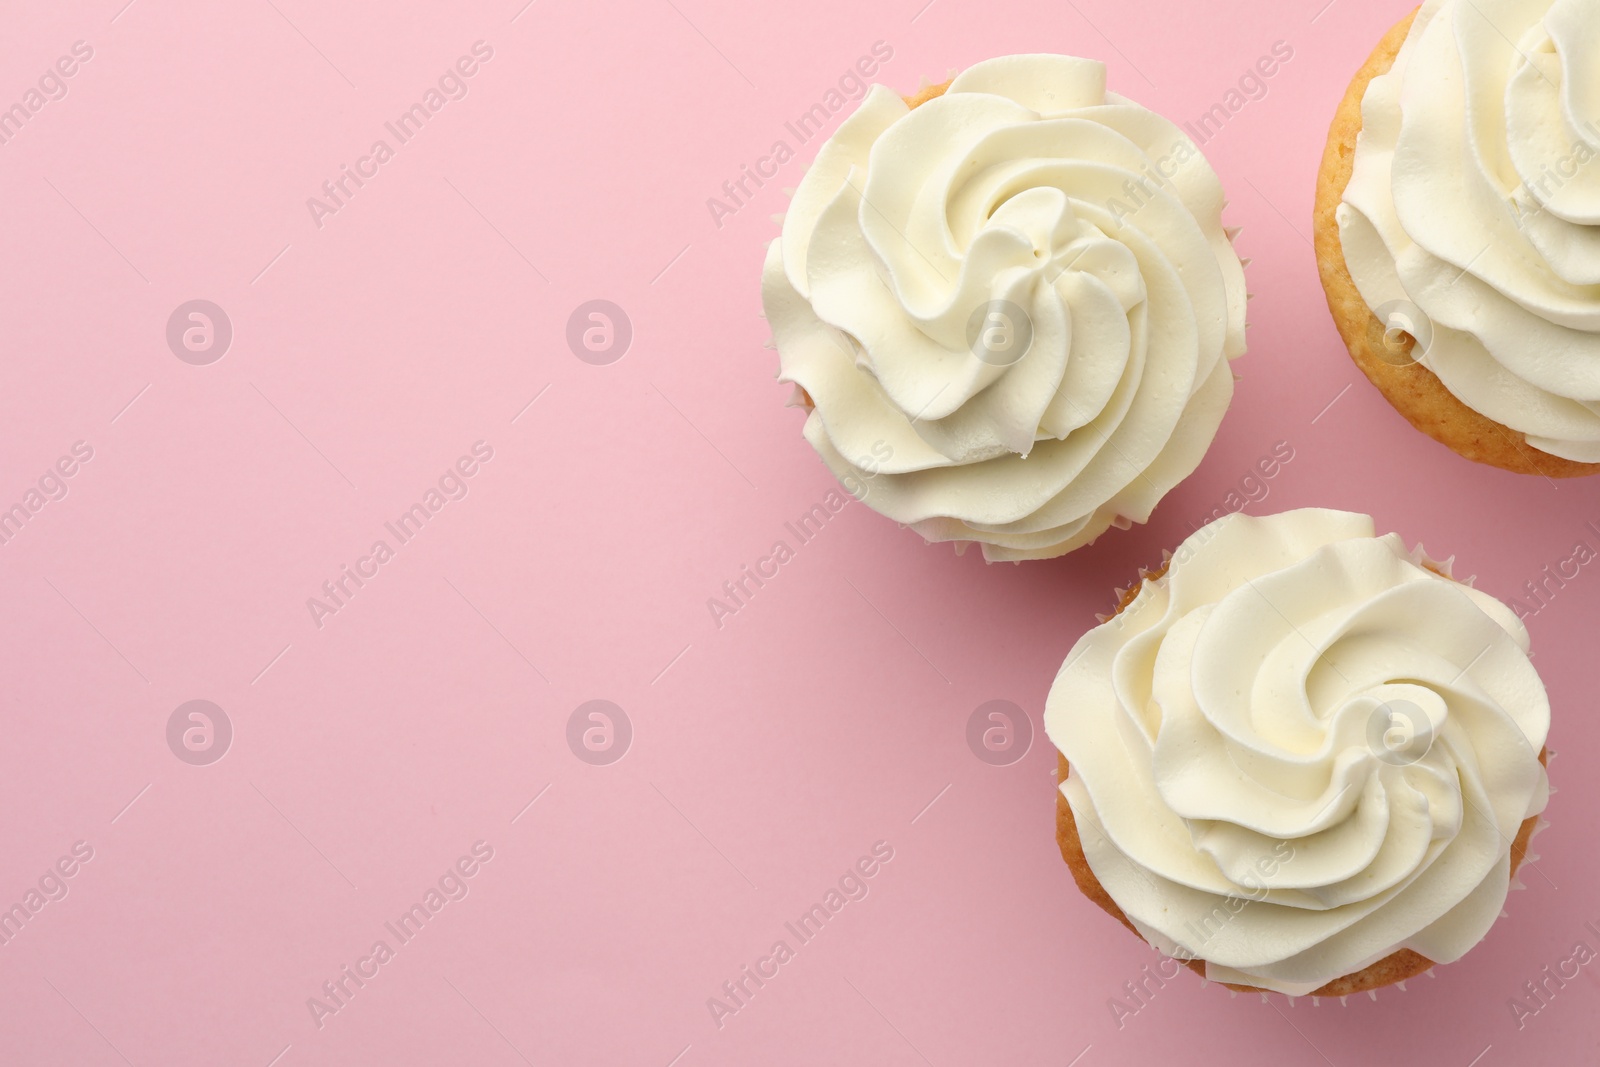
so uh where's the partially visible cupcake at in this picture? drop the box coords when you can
[762,54,1248,561]
[1046,509,1551,996]
[1316,0,1600,476]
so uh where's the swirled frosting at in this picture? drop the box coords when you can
[1045,509,1550,995]
[1341,0,1600,461]
[762,55,1247,561]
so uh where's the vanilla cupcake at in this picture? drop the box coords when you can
[1316,0,1600,476]
[762,55,1247,561]
[1047,509,1550,996]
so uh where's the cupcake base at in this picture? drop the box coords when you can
[1312,9,1600,478]
[1055,564,1546,996]
[903,78,953,109]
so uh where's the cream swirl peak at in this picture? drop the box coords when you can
[761,54,1247,561]
[1046,509,1550,996]
[1341,0,1600,462]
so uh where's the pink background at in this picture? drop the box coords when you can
[1,0,1596,1063]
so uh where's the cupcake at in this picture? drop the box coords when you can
[762,55,1248,561]
[1316,0,1600,477]
[1046,509,1551,996]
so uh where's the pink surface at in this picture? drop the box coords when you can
[1,0,1597,1063]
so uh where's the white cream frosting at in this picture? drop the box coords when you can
[1045,509,1550,995]
[1340,0,1600,462]
[762,55,1247,561]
